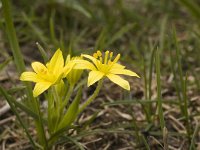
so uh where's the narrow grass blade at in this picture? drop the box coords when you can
[141,57,151,122]
[64,0,92,18]
[0,86,37,148]
[169,43,183,113]
[155,48,165,130]
[36,42,48,63]
[94,27,107,50]
[49,10,59,47]
[22,12,47,46]
[189,123,199,150]
[102,99,179,106]
[176,0,200,22]
[148,45,157,100]
[11,97,41,121]
[140,134,150,150]
[56,136,85,150]
[2,0,37,111]
[183,74,192,139]
[159,16,168,53]
[106,23,135,47]
[0,57,12,71]
[2,0,25,74]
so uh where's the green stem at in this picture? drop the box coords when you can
[78,80,103,114]
[2,0,25,73]
[155,48,165,130]
[0,87,37,149]
[61,85,74,112]
[2,0,47,149]
[35,98,48,149]
[51,86,61,133]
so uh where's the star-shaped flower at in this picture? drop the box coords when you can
[20,49,74,97]
[74,50,139,90]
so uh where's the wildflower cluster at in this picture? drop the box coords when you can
[20,49,139,97]
[20,48,139,148]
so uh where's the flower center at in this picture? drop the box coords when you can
[93,50,120,74]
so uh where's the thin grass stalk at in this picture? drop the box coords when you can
[177,0,200,22]
[159,16,167,53]
[169,47,184,114]
[35,98,48,149]
[148,45,157,100]
[140,134,150,150]
[0,87,37,149]
[2,0,36,109]
[78,80,103,114]
[49,9,58,47]
[2,0,48,147]
[147,44,157,121]
[142,57,151,122]
[189,123,199,150]
[183,74,192,140]
[173,30,185,100]
[155,48,165,130]
[2,0,25,74]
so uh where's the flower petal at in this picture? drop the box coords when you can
[88,70,104,86]
[33,82,52,97]
[48,48,64,74]
[20,72,41,82]
[73,60,97,70]
[106,74,130,90]
[32,62,48,74]
[111,63,125,70]
[82,54,99,67]
[109,68,140,77]
[63,62,75,77]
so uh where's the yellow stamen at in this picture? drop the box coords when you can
[104,50,109,64]
[109,52,113,60]
[97,50,102,57]
[113,54,120,64]
[93,53,98,58]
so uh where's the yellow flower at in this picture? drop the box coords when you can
[20,49,74,97]
[74,50,140,90]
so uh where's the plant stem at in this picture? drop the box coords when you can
[155,48,165,130]
[62,85,74,109]
[78,80,103,114]
[2,1,48,148]
[0,86,37,149]
[2,0,25,73]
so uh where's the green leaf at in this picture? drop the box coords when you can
[176,0,200,22]
[63,0,91,18]
[36,42,48,63]
[106,23,135,46]
[57,87,82,131]
[0,57,12,71]
[0,86,37,148]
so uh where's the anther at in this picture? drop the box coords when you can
[97,50,102,57]
[109,52,113,60]
[93,53,98,58]
[104,50,109,64]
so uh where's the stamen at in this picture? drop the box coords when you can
[93,53,98,59]
[104,50,109,64]
[97,50,102,57]
[109,52,113,61]
[113,54,120,64]
[99,57,103,63]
